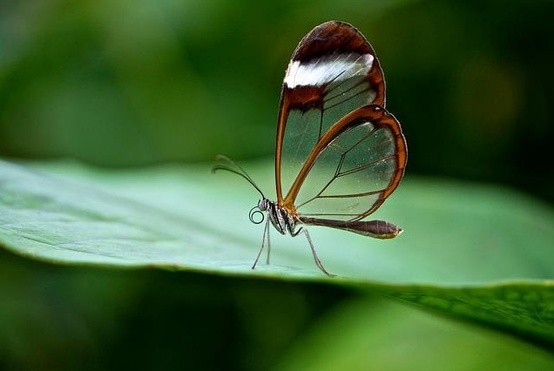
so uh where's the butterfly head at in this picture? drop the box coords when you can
[257,198,271,211]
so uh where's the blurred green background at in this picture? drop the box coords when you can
[1,0,552,201]
[1,0,553,369]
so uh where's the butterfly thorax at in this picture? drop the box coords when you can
[258,198,300,236]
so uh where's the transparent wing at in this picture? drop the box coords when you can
[285,105,407,222]
[275,21,386,202]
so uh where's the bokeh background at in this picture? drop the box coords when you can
[1,0,552,201]
[1,0,553,369]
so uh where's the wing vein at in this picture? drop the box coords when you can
[324,85,372,111]
[337,153,396,177]
[324,77,367,102]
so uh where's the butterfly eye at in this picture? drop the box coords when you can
[259,198,273,211]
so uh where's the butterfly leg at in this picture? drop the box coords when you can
[265,221,272,265]
[301,228,334,276]
[252,218,270,270]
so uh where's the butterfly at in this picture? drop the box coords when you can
[213,21,407,275]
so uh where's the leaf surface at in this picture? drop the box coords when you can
[0,160,552,347]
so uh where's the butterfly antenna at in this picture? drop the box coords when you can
[212,155,265,198]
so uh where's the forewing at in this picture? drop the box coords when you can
[275,21,386,202]
[287,105,407,221]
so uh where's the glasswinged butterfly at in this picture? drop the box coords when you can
[213,21,407,275]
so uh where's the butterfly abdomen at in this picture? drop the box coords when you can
[300,216,402,239]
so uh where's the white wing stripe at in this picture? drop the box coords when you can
[284,53,374,88]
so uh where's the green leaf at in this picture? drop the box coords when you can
[276,298,554,371]
[0,159,552,348]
